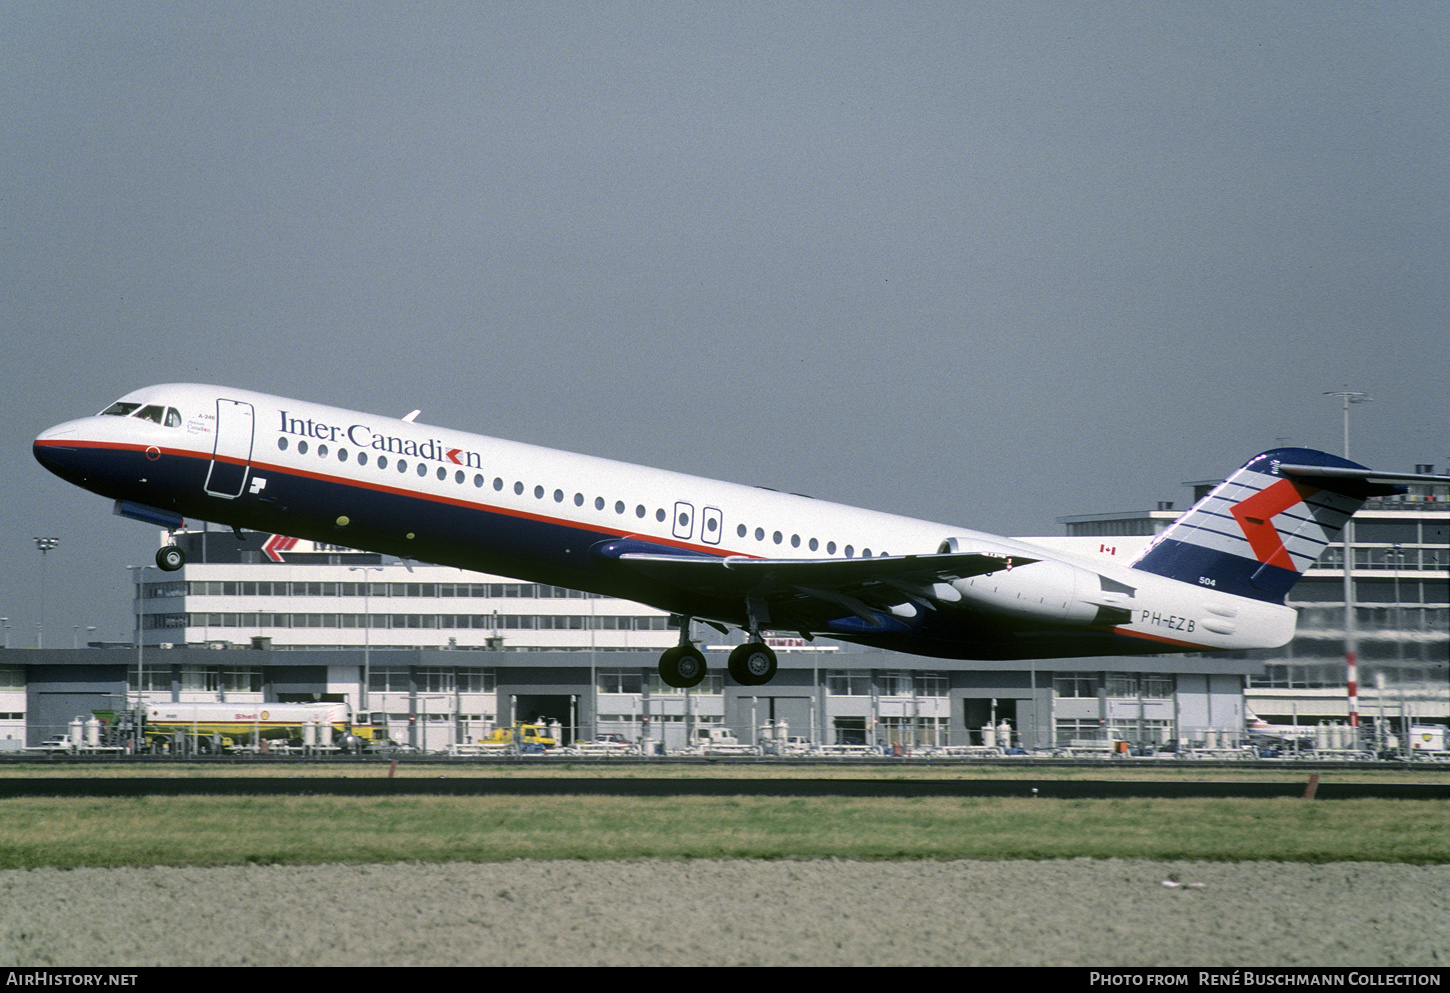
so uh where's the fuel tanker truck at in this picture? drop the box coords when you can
[141,701,380,753]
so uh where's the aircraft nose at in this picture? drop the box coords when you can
[33,420,86,481]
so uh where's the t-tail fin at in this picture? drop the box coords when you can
[1129,448,1403,604]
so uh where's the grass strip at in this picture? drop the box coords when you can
[0,795,1444,869]
[3,761,1447,782]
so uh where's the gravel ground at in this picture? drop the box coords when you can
[2,859,1446,968]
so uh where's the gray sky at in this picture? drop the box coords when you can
[3,2,1446,647]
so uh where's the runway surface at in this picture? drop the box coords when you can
[0,776,1445,799]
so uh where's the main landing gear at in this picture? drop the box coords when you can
[658,643,708,689]
[655,617,779,689]
[727,642,777,686]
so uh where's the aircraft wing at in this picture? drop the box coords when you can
[593,539,1037,630]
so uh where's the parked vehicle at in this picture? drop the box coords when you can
[33,734,78,752]
[481,721,558,750]
[142,702,364,752]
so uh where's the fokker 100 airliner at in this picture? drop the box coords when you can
[33,384,1444,688]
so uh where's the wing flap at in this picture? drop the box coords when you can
[592,539,1037,625]
[601,546,1033,589]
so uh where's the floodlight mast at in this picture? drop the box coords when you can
[125,564,159,743]
[32,537,59,649]
[1324,390,1371,460]
[349,565,384,713]
[1323,390,1371,732]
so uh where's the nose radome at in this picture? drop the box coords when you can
[35,414,92,443]
[33,421,84,477]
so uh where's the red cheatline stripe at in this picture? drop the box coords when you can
[1111,627,1211,651]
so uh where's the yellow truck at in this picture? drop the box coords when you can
[482,721,557,752]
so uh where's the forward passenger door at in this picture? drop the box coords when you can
[204,399,255,498]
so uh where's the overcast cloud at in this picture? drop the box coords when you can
[2,2,1445,645]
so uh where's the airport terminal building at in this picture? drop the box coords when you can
[6,466,1445,752]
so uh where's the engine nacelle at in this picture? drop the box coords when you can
[937,536,1103,625]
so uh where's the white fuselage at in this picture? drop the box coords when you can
[35,383,1298,660]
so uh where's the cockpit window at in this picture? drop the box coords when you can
[102,402,182,427]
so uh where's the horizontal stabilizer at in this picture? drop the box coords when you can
[1278,463,1450,498]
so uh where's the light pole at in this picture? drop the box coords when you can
[126,565,159,715]
[419,695,449,753]
[349,565,384,714]
[1324,390,1371,460]
[33,537,59,649]
[1,618,8,650]
[1389,543,1406,668]
[1324,390,1371,732]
